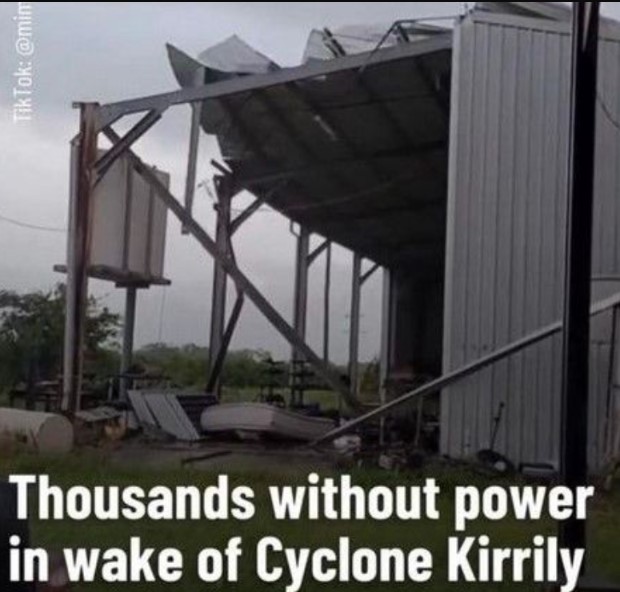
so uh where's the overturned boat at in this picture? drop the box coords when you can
[201,403,336,442]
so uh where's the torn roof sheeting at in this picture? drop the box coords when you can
[303,22,450,62]
[165,2,609,275]
[168,28,452,276]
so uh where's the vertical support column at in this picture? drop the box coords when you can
[292,228,310,359]
[119,286,138,401]
[182,68,204,235]
[349,253,362,399]
[323,242,332,363]
[208,175,233,397]
[291,227,310,404]
[605,306,619,458]
[559,2,600,555]
[62,103,98,414]
[379,269,392,406]
[378,269,392,445]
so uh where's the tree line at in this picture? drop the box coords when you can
[0,286,378,397]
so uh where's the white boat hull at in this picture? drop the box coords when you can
[201,403,335,442]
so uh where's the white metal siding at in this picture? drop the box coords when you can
[442,14,620,470]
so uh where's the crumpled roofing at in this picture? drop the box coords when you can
[165,3,572,273]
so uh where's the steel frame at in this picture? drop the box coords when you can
[348,254,362,397]
[182,67,205,233]
[323,242,332,364]
[119,286,138,401]
[62,100,360,414]
[348,256,381,398]
[96,35,452,130]
[62,105,98,414]
[291,226,310,364]
[206,174,236,396]
[288,228,338,403]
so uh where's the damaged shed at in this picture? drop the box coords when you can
[64,2,620,471]
[167,3,620,469]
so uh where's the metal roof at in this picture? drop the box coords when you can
[475,1,572,21]
[169,33,452,277]
[163,3,617,277]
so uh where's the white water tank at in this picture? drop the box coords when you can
[0,409,74,454]
[88,151,170,284]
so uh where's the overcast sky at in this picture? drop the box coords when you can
[1,2,618,365]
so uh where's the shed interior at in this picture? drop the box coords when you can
[169,26,455,384]
[166,2,584,392]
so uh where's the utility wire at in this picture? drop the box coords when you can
[0,212,66,233]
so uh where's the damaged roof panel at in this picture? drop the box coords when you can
[169,33,452,274]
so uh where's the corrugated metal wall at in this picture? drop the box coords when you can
[442,12,620,470]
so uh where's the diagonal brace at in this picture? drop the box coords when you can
[102,127,359,410]
[96,109,164,180]
[206,292,244,394]
[231,199,263,235]
[361,263,381,285]
[308,240,330,266]
[312,291,620,447]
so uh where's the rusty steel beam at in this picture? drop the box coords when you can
[62,103,99,414]
[94,109,163,181]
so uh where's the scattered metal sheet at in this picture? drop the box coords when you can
[127,392,214,442]
[146,393,199,441]
[163,394,203,440]
[127,391,157,428]
[75,406,123,424]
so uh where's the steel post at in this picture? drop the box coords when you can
[182,68,204,234]
[290,228,310,403]
[378,269,392,445]
[62,103,99,414]
[349,253,362,398]
[292,227,310,360]
[208,176,233,396]
[119,286,138,401]
[605,306,619,458]
[379,269,392,402]
[323,242,332,363]
[559,2,601,555]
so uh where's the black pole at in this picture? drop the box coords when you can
[559,2,601,554]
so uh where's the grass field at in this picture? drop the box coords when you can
[1,451,619,591]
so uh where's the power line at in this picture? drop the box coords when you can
[0,212,66,233]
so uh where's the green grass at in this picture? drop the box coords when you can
[1,452,619,591]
